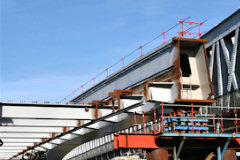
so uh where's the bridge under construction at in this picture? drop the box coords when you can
[0,9,240,160]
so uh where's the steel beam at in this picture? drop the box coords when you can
[227,28,239,92]
[1,138,42,143]
[209,43,216,80]
[0,118,79,127]
[0,147,27,150]
[71,40,176,103]
[114,134,159,149]
[0,133,52,138]
[220,38,238,90]
[2,143,34,147]
[176,139,185,158]
[216,41,223,96]
[202,9,240,48]
[0,126,64,133]
[0,105,95,119]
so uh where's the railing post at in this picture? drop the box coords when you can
[142,112,145,133]
[191,103,194,132]
[134,112,137,132]
[154,107,157,131]
[161,102,164,132]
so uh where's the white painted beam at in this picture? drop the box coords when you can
[49,139,66,145]
[0,147,27,150]
[1,138,42,143]
[0,150,22,153]
[1,118,79,127]
[87,121,110,129]
[72,128,93,135]
[0,153,17,157]
[220,38,238,89]
[60,133,78,140]
[40,143,57,150]
[1,133,52,138]
[209,43,216,80]
[227,28,239,91]
[2,143,34,147]
[35,146,47,151]
[1,105,95,119]
[0,126,63,133]
[216,41,223,96]
[104,113,129,122]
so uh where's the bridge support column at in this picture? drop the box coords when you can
[147,149,169,160]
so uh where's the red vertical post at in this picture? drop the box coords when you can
[92,77,95,86]
[134,112,137,132]
[73,91,75,98]
[180,21,184,37]
[213,113,216,133]
[142,112,145,133]
[64,97,66,104]
[139,46,143,57]
[162,32,166,44]
[219,114,224,133]
[191,103,194,132]
[105,68,108,78]
[161,102,164,132]
[198,23,202,39]
[154,107,157,131]
[121,58,124,69]
[234,110,238,133]
[81,85,83,93]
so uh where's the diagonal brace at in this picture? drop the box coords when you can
[173,138,185,160]
[217,138,230,160]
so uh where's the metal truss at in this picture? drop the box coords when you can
[203,9,240,98]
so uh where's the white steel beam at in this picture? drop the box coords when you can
[1,133,52,138]
[87,121,110,129]
[60,133,78,140]
[1,118,79,127]
[0,105,95,119]
[0,153,17,157]
[40,143,57,150]
[49,139,66,145]
[0,126,63,133]
[34,146,47,151]
[220,38,238,90]
[104,113,129,122]
[0,147,27,150]
[2,143,34,147]
[72,128,93,135]
[0,150,22,153]
[216,41,223,96]
[227,28,239,92]
[1,138,42,143]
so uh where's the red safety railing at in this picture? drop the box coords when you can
[61,17,210,104]
[131,103,239,134]
[178,21,203,39]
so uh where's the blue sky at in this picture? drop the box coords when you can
[1,0,239,103]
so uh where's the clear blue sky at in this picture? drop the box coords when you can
[1,0,239,103]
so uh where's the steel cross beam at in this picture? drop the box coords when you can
[0,102,118,160]
[203,9,240,97]
[114,132,240,149]
[10,101,146,160]
[0,103,114,120]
